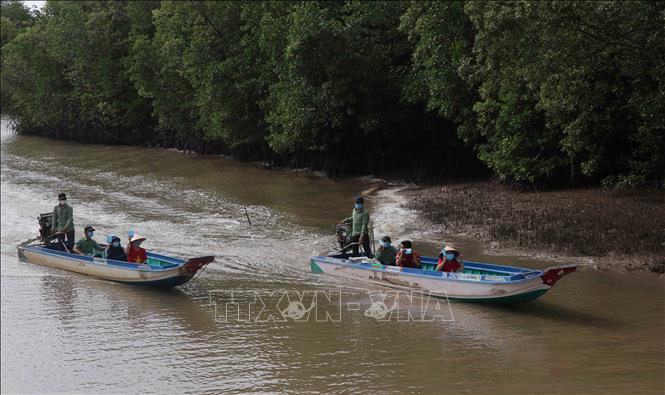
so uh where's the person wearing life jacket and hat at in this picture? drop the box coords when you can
[338,195,372,258]
[125,232,148,264]
[73,225,104,256]
[105,235,127,261]
[436,244,464,273]
[396,240,421,269]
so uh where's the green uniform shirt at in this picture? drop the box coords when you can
[343,208,370,236]
[75,238,103,255]
[375,245,398,265]
[53,204,74,232]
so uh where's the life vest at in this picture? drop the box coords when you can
[437,257,462,272]
[397,251,421,268]
[127,246,147,264]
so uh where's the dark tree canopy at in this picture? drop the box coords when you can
[1,1,663,187]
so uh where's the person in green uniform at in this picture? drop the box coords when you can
[339,196,372,258]
[52,192,75,250]
[73,225,105,257]
[375,236,398,266]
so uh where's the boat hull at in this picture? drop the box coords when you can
[17,244,212,288]
[310,256,574,304]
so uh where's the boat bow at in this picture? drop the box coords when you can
[540,264,578,286]
[182,256,215,274]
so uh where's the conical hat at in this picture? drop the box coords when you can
[444,245,458,253]
[130,234,146,243]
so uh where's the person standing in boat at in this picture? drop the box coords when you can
[396,240,421,269]
[73,225,105,256]
[375,236,398,266]
[125,233,148,264]
[436,245,464,273]
[339,196,372,258]
[52,192,75,250]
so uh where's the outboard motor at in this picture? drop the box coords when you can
[38,213,63,250]
[38,213,54,241]
[334,223,352,250]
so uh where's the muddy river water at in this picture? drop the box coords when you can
[1,120,663,394]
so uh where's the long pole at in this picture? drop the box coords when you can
[244,207,252,226]
[370,220,376,257]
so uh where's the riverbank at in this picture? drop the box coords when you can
[406,183,665,276]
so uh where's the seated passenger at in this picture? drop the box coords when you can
[125,234,148,264]
[436,245,464,273]
[73,225,105,257]
[106,236,127,261]
[395,240,421,269]
[375,236,398,266]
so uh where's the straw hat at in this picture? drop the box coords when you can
[443,245,459,253]
[130,234,146,243]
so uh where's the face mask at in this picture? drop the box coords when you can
[380,241,390,248]
[404,248,412,255]
[86,231,94,238]
[112,241,120,248]
[445,253,456,261]
[355,203,363,209]
[59,200,66,206]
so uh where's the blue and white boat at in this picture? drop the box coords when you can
[310,254,577,304]
[17,241,213,288]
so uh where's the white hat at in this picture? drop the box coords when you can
[444,245,459,253]
[130,234,146,243]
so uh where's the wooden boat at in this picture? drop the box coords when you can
[17,241,214,288]
[310,254,577,304]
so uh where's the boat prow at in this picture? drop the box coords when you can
[540,264,578,286]
[310,255,577,304]
[183,256,216,273]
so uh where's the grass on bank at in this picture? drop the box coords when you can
[409,184,665,274]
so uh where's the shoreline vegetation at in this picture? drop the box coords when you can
[407,183,665,276]
[1,1,663,187]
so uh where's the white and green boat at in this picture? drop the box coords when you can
[310,254,577,304]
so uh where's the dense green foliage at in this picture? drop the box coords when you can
[1,1,663,186]
[1,0,32,46]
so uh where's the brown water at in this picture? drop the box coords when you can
[1,119,663,394]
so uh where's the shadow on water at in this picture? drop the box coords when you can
[484,300,625,329]
[39,271,217,333]
[122,286,218,333]
[40,274,78,325]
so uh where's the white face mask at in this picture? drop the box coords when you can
[59,200,66,205]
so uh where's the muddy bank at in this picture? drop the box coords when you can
[405,183,665,276]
